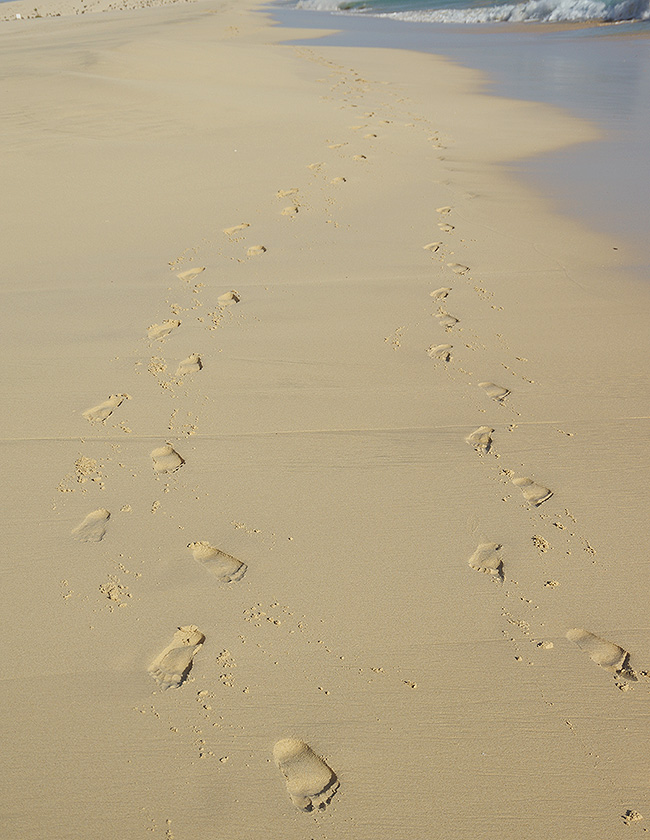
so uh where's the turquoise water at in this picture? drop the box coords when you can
[283,0,650,25]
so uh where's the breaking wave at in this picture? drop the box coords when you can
[291,0,650,23]
[382,0,650,22]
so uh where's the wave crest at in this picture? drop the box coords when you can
[381,0,650,23]
[382,0,650,22]
[291,0,650,22]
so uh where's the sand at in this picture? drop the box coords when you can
[1,0,649,837]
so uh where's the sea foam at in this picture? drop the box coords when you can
[380,0,650,22]
[291,0,650,23]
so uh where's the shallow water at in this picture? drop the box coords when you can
[272,4,650,262]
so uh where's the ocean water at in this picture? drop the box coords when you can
[289,0,650,24]
[274,1,650,260]
[3,0,648,13]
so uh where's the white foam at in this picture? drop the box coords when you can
[379,0,650,23]
[295,0,349,10]
[290,0,650,24]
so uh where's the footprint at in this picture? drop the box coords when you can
[447,263,469,275]
[427,344,452,361]
[430,287,451,300]
[71,508,110,542]
[148,625,205,690]
[273,739,339,812]
[423,242,442,253]
[147,320,181,341]
[223,223,250,237]
[247,245,266,257]
[468,542,503,577]
[330,177,347,184]
[435,311,459,330]
[352,154,367,161]
[511,476,552,507]
[217,290,240,306]
[277,189,298,198]
[176,353,202,376]
[150,443,184,473]
[436,206,452,215]
[281,206,298,216]
[478,382,510,402]
[465,425,493,455]
[622,811,644,826]
[438,223,455,233]
[188,541,247,582]
[83,394,130,424]
[176,267,205,282]
[566,628,636,679]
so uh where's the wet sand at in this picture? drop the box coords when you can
[1,1,649,837]
[272,5,650,253]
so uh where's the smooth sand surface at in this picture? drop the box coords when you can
[1,1,649,837]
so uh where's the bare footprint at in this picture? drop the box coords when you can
[566,628,636,680]
[148,320,181,341]
[83,394,130,424]
[177,267,205,282]
[435,311,459,330]
[468,542,503,577]
[277,189,298,198]
[478,382,510,402]
[188,541,247,582]
[427,344,452,361]
[217,290,240,306]
[423,242,441,253]
[430,287,451,300]
[223,223,250,237]
[512,476,552,507]
[281,206,299,216]
[438,223,455,233]
[71,508,110,542]
[176,353,202,376]
[148,625,205,689]
[436,206,452,215]
[151,443,184,473]
[447,263,469,275]
[466,425,494,455]
[330,176,347,184]
[247,245,266,257]
[273,739,339,812]
[622,811,644,826]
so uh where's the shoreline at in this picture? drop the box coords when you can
[269,3,650,261]
[2,1,649,837]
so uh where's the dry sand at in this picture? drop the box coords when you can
[1,0,649,837]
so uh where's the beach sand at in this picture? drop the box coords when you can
[1,1,649,837]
